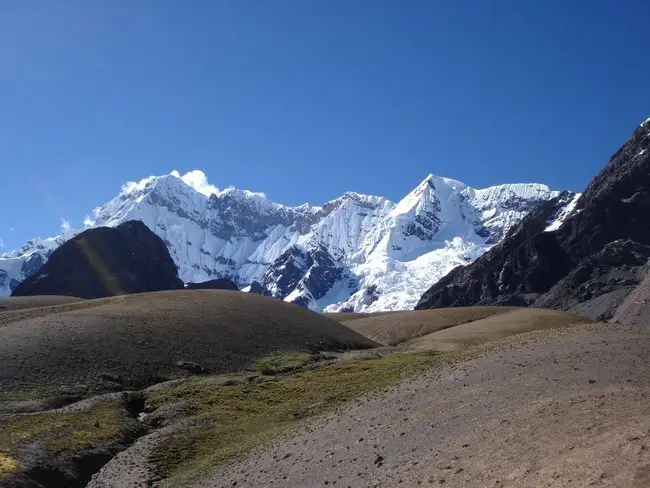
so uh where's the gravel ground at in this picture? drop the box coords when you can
[202,322,650,488]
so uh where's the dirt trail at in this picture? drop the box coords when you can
[203,322,650,488]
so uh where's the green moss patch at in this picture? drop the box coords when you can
[148,350,447,486]
[0,453,20,476]
[0,400,139,479]
[253,351,319,375]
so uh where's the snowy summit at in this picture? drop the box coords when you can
[0,170,578,311]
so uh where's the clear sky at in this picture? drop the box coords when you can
[1,0,649,250]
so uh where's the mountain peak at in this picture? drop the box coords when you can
[391,174,464,218]
[216,187,268,201]
[117,172,203,204]
[1,168,564,309]
[417,122,650,318]
[419,174,467,191]
[323,191,389,211]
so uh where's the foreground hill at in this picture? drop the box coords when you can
[1,302,610,487]
[417,118,650,321]
[0,295,84,311]
[0,290,377,392]
[203,320,650,488]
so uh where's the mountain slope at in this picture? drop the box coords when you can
[416,118,650,320]
[1,171,565,311]
[12,220,183,299]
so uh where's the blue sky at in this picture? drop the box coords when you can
[1,1,649,250]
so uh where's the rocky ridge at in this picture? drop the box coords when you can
[2,172,569,311]
[417,118,650,322]
[12,221,183,299]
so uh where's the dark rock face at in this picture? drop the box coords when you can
[613,264,650,325]
[247,281,266,295]
[262,246,311,298]
[20,253,48,280]
[301,245,344,301]
[185,278,239,291]
[12,220,183,299]
[404,180,442,241]
[417,120,650,320]
[261,244,344,307]
[534,240,650,320]
[206,192,321,240]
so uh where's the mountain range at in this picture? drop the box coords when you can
[417,117,650,323]
[0,172,574,311]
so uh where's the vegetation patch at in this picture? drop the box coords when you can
[0,388,53,403]
[147,349,449,486]
[253,351,320,375]
[0,453,20,476]
[0,400,142,481]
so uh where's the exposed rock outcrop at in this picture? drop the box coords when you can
[185,278,239,291]
[247,281,266,295]
[417,118,650,321]
[12,220,183,299]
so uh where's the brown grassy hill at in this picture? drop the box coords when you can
[0,295,85,312]
[407,307,588,351]
[324,311,398,322]
[343,306,519,345]
[0,290,377,392]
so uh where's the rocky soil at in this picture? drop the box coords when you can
[199,321,650,488]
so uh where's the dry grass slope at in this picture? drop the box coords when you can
[407,307,589,351]
[144,350,448,486]
[0,295,85,312]
[0,290,377,392]
[344,306,519,345]
[324,311,398,322]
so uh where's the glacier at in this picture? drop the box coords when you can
[0,170,577,311]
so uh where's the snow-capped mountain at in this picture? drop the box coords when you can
[0,170,576,311]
